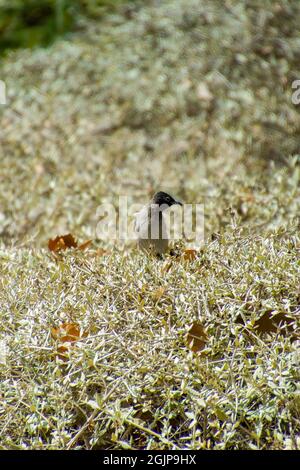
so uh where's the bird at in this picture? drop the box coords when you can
[135,191,183,256]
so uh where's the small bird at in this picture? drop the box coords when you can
[135,191,183,256]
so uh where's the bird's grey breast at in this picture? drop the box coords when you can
[135,204,169,254]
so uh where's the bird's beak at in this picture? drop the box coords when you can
[175,200,183,206]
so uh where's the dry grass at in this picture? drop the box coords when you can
[0,0,299,449]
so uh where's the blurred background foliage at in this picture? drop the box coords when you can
[0,0,300,244]
[0,0,134,53]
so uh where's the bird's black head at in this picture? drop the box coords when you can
[152,191,183,208]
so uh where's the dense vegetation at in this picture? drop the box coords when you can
[0,0,299,450]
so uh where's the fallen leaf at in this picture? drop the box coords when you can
[78,239,93,251]
[95,248,108,256]
[236,310,297,340]
[48,233,77,252]
[57,345,69,356]
[51,322,83,343]
[51,322,87,360]
[254,311,295,335]
[88,247,109,258]
[182,249,198,261]
[186,321,208,353]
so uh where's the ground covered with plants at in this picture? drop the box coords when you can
[0,0,299,450]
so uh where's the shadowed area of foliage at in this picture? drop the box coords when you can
[0,0,135,52]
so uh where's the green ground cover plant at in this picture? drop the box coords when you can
[0,0,299,449]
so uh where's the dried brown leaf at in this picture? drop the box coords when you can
[186,321,208,353]
[48,233,78,252]
[254,311,295,335]
[78,239,93,251]
[182,249,198,261]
